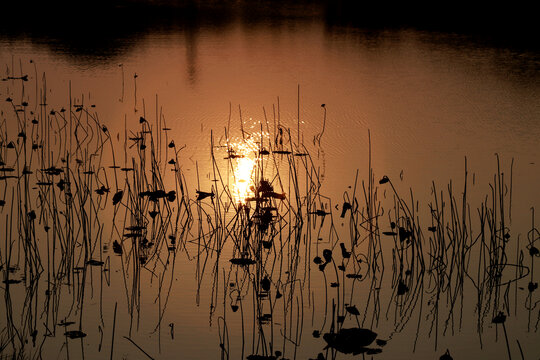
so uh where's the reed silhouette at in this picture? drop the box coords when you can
[0,61,537,360]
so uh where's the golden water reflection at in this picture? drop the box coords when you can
[226,127,270,204]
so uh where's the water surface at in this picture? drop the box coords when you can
[0,2,539,359]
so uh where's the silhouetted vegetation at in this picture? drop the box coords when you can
[0,61,538,359]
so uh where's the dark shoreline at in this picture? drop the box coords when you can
[1,0,538,54]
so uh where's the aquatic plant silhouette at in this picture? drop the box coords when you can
[0,61,538,360]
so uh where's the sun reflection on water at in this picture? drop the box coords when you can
[233,155,256,203]
[227,129,269,204]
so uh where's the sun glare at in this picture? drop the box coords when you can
[233,156,256,203]
[227,128,269,204]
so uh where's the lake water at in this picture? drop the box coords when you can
[0,2,539,359]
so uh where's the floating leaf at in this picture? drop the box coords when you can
[86,259,104,266]
[58,321,75,327]
[139,255,148,264]
[0,175,17,180]
[376,339,387,347]
[346,305,360,316]
[196,190,214,201]
[258,314,272,324]
[322,249,332,263]
[36,182,53,186]
[261,276,271,292]
[28,210,36,221]
[323,328,378,355]
[492,312,506,324]
[56,180,66,191]
[310,209,329,216]
[340,202,352,218]
[398,227,412,242]
[397,280,409,295]
[123,232,142,238]
[440,349,453,360]
[230,258,256,266]
[126,225,146,232]
[2,279,22,284]
[42,166,63,175]
[112,240,122,255]
[112,191,123,206]
[340,243,351,259]
[64,330,86,339]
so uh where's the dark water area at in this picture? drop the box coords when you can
[0,1,539,359]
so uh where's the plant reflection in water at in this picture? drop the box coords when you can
[0,64,538,360]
